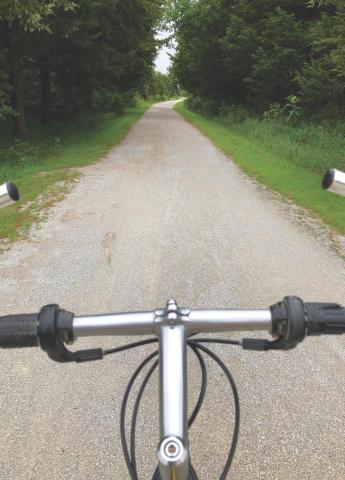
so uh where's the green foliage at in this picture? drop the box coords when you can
[284,95,303,122]
[183,96,345,175]
[0,1,77,31]
[168,0,345,120]
[262,103,286,122]
[295,11,345,117]
[172,0,231,100]
[0,47,14,119]
[244,8,307,110]
[0,0,164,136]
[262,96,302,123]
[186,96,221,115]
[144,70,180,100]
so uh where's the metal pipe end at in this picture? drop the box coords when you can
[322,169,345,197]
[6,182,20,201]
[322,169,335,190]
[0,182,20,209]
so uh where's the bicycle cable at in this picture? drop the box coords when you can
[189,341,241,480]
[104,337,240,479]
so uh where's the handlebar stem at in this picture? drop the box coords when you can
[158,301,189,479]
[2,297,345,480]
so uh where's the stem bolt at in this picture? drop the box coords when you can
[164,440,180,458]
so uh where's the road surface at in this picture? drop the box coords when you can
[1,101,345,479]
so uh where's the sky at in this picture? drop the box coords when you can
[154,31,175,74]
[155,46,173,73]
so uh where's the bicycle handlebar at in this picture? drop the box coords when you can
[1,174,344,480]
[1,297,344,359]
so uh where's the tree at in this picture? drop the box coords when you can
[172,0,232,101]
[169,0,342,118]
[0,1,77,136]
[0,0,165,137]
[244,8,307,110]
[144,70,179,99]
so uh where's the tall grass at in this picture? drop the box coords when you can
[175,101,345,235]
[215,105,345,175]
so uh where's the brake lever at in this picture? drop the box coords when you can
[38,304,103,362]
[242,296,306,351]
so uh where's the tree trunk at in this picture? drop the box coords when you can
[13,62,27,137]
[40,64,51,124]
[5,25,28,138]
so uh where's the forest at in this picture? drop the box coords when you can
[170,0,345,121]
[2,0,345,138]
[0,0,174,138]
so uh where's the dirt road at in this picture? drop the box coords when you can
[1,101,345,479]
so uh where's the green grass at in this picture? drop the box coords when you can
[0,101,151,244]
[175,101,345,235]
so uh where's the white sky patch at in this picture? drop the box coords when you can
[155,30,175,74]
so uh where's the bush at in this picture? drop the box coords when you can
[91,89,128,113]
[186,96,220,115]
[219,104,250,123]
[262,103,285,122]
[262,96,302,124]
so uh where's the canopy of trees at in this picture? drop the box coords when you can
[144,70,180,99]
[169,0,345,118]
[0,0,165,137]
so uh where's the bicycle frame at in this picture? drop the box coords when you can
[73,299,272,480]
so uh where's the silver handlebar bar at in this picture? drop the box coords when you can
[73,308,272,337]
[71,301,272,480]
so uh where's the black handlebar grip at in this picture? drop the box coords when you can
[0,314,39,348]
[305,302,345,335]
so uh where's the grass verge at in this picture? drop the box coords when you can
[0,101,151,245]
[175,101,345,235]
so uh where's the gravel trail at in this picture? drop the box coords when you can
[0,101,345,479]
